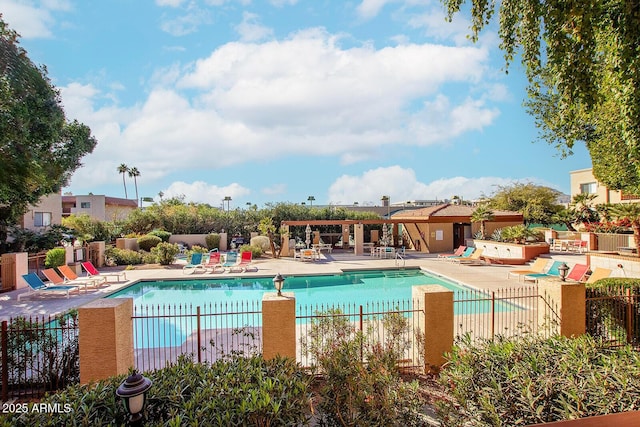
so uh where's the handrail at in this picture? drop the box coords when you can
[395,252,405,267]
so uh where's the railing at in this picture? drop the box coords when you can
[453,285,558,343]
[27,252,47,276]
[132,301,262,372]
[395,251,405,267]
[296,300,422,371]
[1,314,79,401]
[586,286,640,348]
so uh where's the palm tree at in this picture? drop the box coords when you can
[609,203,640,257]
[470,205,495,240]
[128,167,141,206]
[117,164,129,199]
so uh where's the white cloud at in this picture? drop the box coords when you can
[234,12,273,42]
[328,166,554,204]
[162,181,251,205]
[356,0,395,20]
[160,6,212,36]
[407,7,471,46]
[60,28,506,193]
[0,1,54,38]
[156,0,185,6]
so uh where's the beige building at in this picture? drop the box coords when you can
[62,195,138,221]
[570,168,640,205]
[21,192,63,231]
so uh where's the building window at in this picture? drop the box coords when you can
[580,182,597,194]
[80,202,91,208]
[34,212,52,227]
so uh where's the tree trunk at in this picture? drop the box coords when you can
[633,221,640,258]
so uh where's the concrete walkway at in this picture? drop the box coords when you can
[0,250,588,321]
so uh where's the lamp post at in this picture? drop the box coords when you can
[558,262,570,281]
[116,371,152,426]
[273,273,285,296]
[223,196,232,212]
[307,196,315,207]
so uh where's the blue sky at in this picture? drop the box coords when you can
[1,0,591,209]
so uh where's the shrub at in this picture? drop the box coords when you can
[6,355,312,427]
[147,229,171,242]
[302,308,425,426]
[204,233,221,250]
[104,247,144,265]
[44,248,66,268]
[151,242,180,265]
[499,224,543,243]
[437,334,640,426]
[137,235,162,251]
[250,235,270,252]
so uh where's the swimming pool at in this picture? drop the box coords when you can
[110,268,469,306]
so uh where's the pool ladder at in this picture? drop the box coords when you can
[395,252,405,267]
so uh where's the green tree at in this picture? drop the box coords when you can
[128,166,140,206]
[608,203,640,257]
[0,18,96,250]
[470,205,494,240]
[570,193,600,226]
[443,1,640,195]
[487,183,562,224]
[117,163,129,199]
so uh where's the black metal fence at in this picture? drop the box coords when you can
[132,301,262,372]
[296,300,423,371]
[1,314,79,401]
[453,285,559,343]
[586,286,640,348]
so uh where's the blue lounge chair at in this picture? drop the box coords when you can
[182,252,207,275]
[446,247,475,262]
[222,252,239,269]
[523,261,564,283]
[18,273,79,301]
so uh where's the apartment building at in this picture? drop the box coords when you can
[570,168,640,205]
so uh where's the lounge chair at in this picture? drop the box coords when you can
[584,267,612,284]
[42,268,93,293]
[18,273,79,301]
[222,252,239,269]
[229,251,257,273]
[438,246,466,260]
[182,252,207,275]
[455,249,486,265]
[445,247,475,262]
[523,261,564,283]
[203,250,224,274]
[565,263,589,282]
[82,261,128,282]
[58,264,108,287]
[507,258,549,281]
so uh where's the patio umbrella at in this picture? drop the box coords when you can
[305,224,312,248]
[381,223,388,246]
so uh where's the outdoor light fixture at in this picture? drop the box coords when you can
[116,370,153,426]
[273,273,285,296]
[558,262,570,281]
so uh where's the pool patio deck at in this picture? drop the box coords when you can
[0,250,588,321]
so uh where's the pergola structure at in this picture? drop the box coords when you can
[280,204,524,256]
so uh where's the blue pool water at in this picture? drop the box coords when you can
[108,269,513,349]
[109,268,471,307]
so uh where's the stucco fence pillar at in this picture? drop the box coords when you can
[262,292,296,359]
[537,278,586,337]
[412,285,454,372]
[79,298,134,384]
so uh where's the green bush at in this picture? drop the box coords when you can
[147,229,171,242]
[104,247,144,265]
[238,244,263,258]
[205,233,221,250]
[44,247,66,268]
[151,242,180,265]
[6,355,312,427]
[250,235,270,252]
[438,334,640,426]
[137,235,162,251]
[302,308,425,426]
